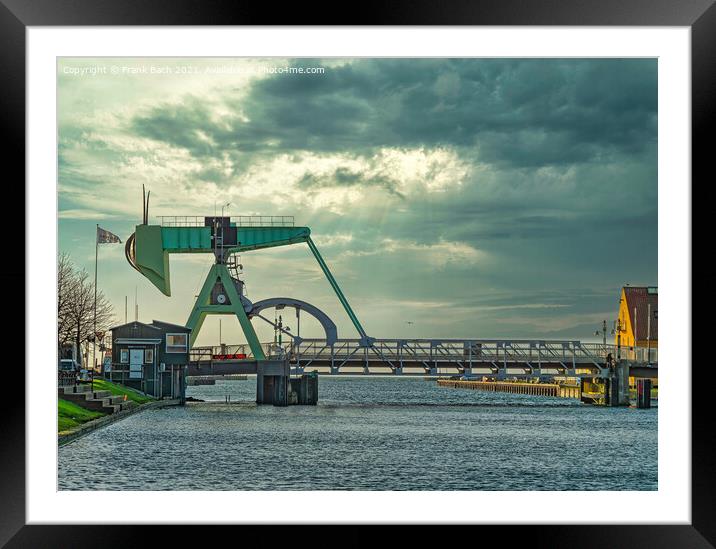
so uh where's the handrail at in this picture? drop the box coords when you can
[157,215,295,227]
[188,339,638,364]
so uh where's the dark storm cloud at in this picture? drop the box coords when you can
[58,57,658,342]
[130,97,224,158]
[297,167,405,198]
[123,58,657,338]
[130,58,657,168]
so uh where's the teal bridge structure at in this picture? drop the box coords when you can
[126,211,657,382]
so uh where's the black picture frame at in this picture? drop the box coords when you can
[2,1,706,546]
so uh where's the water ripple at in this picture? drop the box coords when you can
[59,377,657,491]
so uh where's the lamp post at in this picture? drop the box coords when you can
[214,203,231,263]
[612,317,626,362]
[86,334,96,391]
[595,319,607,356]
[278,314,283,347]
[646,303,652,364]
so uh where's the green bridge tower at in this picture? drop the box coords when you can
[126,212,370,359]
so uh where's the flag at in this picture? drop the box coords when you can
[97,226,122,244]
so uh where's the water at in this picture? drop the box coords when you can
[58,377,657,490]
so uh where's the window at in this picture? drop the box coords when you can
[144,348,154,364]
[166,333,188,354]
[120,349,129,363]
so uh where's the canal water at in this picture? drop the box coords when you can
[58,377,657,491]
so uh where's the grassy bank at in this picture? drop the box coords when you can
[58,399,106,434]
[58,380,155,435]
[89,378,155,404]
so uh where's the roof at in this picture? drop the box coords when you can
[150,320,191,332]
[110,321,161,332]
[623,286,658,341]
[110,320,191,333]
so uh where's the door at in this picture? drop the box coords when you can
[129,349,144,379]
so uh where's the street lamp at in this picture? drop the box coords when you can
[595,319,607,347]
[85,334,96,391]
[611,318,626,361]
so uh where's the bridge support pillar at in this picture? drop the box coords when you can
[257,359,318,406]
[580,361,630,406]
[609,361,630,407]
[256,359,290,406]
[289,372,318,405]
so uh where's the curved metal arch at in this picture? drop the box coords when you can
[125,232,140,272]
[248,297,338,346]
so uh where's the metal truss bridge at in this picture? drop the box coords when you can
[188,339,656,379]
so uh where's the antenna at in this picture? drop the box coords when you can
[145,190,151,224]
[135,286,138,321]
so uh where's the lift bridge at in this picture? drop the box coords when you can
[126,194,655,389]
[188,340,627,379]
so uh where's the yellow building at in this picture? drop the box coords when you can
[615,286,658,350]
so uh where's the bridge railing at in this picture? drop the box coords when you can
[189,343,292,361]
[188,339,627,372]
[158,215,295,227]
[289,339,612,369]
[616,346,657,363]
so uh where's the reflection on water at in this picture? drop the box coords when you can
[58,377,657,491]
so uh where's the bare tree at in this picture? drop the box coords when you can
[57,253,79,350]
[57,254,115,365]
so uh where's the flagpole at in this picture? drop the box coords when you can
[93,224,98,386]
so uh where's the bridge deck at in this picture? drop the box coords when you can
[188,339,657,378]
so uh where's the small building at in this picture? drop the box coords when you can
[615,286,658,360]
[107,320,191,401]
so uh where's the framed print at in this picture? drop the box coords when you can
[4,0,708,546]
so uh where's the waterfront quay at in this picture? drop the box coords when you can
[437,378,581,399]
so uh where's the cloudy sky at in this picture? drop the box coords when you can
[57,58,657,346]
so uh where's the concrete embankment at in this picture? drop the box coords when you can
[437,379,580,399]
[58,399,181,447]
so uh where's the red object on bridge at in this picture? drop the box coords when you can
[212,353,247,360]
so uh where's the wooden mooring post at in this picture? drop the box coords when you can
[636,378,652,409]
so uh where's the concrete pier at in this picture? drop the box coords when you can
[256,359,290,406]
[289,372,319,405]
[610,361,631,406]
[256,360,319,406]
[580,361,630,406]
